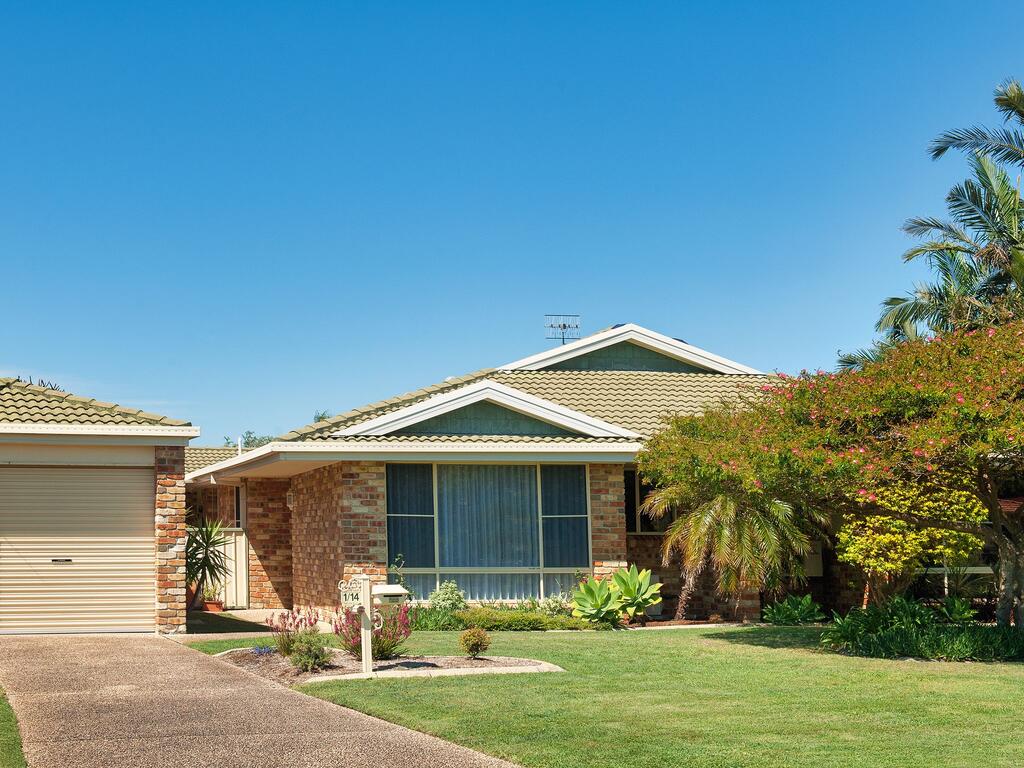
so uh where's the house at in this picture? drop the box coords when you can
[185,323,774,619]
[0,378,197,634]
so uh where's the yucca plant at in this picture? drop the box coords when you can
[185,516,230,610]
[610,565,662,624]
[572,577,623,626]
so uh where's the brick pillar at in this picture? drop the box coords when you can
[291,461,387,611]
[246,479,293,610]
[589,463,628,580]
[155,446,187,634]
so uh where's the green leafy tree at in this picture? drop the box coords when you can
[645,324,1024,626]
[639,407,827,619]
[222,430,275,448]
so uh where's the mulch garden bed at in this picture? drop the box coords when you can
[221,647,543,685]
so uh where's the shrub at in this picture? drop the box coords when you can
[290,629,331,672]
[333,603,412,660]
[250,644,276,657]
[459,627,492,658]
[456,607,592,631]
[428,581,468,612]
[266,608,321,656]
[820,596,1024,661]
[610,565,662,623]
[410,604,468,631]
[762,594,825,625]
[936,595,976,623]
[571,577,622,626]
[538,593,573,617]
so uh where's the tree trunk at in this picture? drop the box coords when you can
[993,540,1024,627]
[675,570,698,620]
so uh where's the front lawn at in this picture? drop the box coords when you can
[0,689,25,768]
[283,627,1023,768]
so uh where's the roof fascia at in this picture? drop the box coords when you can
[333,380,639,439]
[500,323,762,375]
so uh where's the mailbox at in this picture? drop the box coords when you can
[372,583,410,605]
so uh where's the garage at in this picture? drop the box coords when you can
[0,377,198,634]
[0,467,157,633]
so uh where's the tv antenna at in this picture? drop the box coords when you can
[545,314,581,345]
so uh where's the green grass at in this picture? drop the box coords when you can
[274,627,1024,768]
[185,610,272,634]
[0,689,26,768]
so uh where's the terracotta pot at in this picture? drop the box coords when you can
[203,600,225,613]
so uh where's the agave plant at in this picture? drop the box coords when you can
[571,577,623,626]
[610,565,662,624]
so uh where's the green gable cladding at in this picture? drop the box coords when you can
[391,400,580,437]
[541,341,711,373]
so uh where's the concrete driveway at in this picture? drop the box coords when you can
[0,634,516,768]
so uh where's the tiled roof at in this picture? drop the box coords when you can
[321,434,627,444]
[0,378,190,427]
[286,370,765,441]
[185,446,245,473]
[279,369,494,441]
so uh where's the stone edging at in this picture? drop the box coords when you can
[212,648,563,681]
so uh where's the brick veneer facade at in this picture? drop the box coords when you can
[589,463,629,579]
[246,479,292,609]
[290,461,388,611]
[155,446,187,634]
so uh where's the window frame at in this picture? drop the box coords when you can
[385,461,594,601]
[624,467,674,535]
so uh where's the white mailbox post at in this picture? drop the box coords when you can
[338,575,409,677]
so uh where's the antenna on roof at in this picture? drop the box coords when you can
[545,314,581,346]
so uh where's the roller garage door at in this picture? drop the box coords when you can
[0,467,156,633]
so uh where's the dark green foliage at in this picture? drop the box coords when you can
[456,607,592,631]
[936,595,976,623]
[289,630,331,672]
[459,627,492,658]
[762,594,825,625]
[821,596,1024,661]
[409,605,468,631]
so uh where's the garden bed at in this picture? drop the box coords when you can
[218,646,553,684]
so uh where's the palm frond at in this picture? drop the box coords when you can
[930,126,1024,165]
[994,79,1024,125]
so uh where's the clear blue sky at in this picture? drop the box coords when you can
[2,2,1021,443]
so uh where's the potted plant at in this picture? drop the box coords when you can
[186,516,230,611]
[201,582,225,612]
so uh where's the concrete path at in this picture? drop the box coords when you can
[0,634,517,768]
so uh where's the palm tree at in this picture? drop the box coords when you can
[876,153,1024,338]
[837,321,922,372]
[931,79,1024,166]
[642,490,822,620]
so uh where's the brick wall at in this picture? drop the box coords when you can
[185,485,235,527]
[155,446,187,634]
[246,479,292,609]
[290,461,387,611]
[589,463,628,579]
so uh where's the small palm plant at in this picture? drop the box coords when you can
[186,517,230,610]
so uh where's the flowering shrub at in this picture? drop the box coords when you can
[640,323,1024,619]
[332,603,411,660]
[250,644,276,657]
[266,608,321,656]
[428,581,468,612]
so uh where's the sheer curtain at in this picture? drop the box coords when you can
[436,464,539,568]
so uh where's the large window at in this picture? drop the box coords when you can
[386,463,591,600]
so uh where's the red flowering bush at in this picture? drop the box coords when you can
[640,324,1024,623]
[332,603,411,660]
[265,608,321,656]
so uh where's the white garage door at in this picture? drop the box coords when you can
[0,467,156,633]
